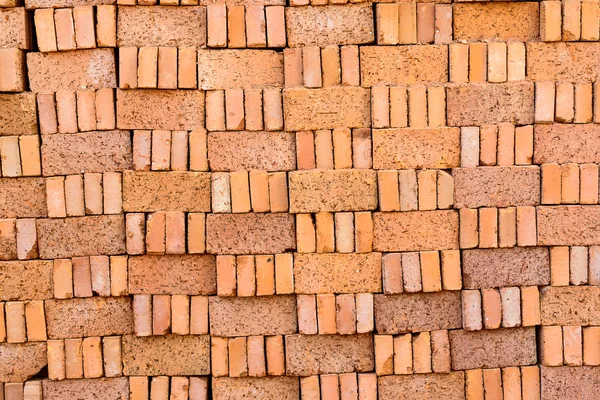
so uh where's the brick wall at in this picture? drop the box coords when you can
[0,0,597,399]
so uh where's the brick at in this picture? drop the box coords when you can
[294,253,381,294]
[206,213,294,254]
[534,124,600,164]
[41,131,131,176]
[0,342,47,382]
[208,131,295,171]
[212,377,299,400]
[45,297,131,340]
[0,178,46,218]
[198,49,282,89]
[286,4,373,47]
[0,93,37,135]
[374,292,462,334]
[0,260,52,301]
[117,89,204,130]
[123,171,210,212]
[373,211,458,252]
[285,334,374,376]
[209,295,296,337]
[27,49,116,92]
[37,215,125,259]
[379,373,464,400]
[453,3,539,42]
[447,82,534,126]
[453,166,540,208]
[117,6,205,47]
[527,42,600,81]
[283,87,370,130]
[359,46,447,86]
[462,247,550,289]
[129,255,215,295]
[449,328,537,370]
[538,206,600,246]
[373,128,460,169]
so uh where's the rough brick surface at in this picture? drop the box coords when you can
[462,247,550,289]
[41,131,132,176]
[374,292,462,334]
[45,297,133,339]
[285,334,374,376]
[0,260,53,301]
[449,328,537,370]
[128,255,216,295]
[209,295,297,336]
[122,334,210,375]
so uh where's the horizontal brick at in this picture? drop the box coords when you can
[285,334,374,376]
[379,373,465,400]
[447,82,534,126]
[128,255,216,295]
[213,377,299,400]
[0,260,53,301]
[117,6,206,47]
[41,131,132,176]
[206,213,295,254]
[0,343,46,382]
[289,170,377,213]
[540,286,600,326]
[454,3,539,42]
[45,297,133,339]
[449,328,537,370]
[209,295,297,337]
[123,171,211,212]
[359,46,448,86]
[373,211,459,252]
[374,292,462,334]
[453,166,540,208]
[527,42,600,82]
[373,128,461,169]
[198,50,283,90]
[27,49,116,93]
[25,0,115,8]
[286,4,374,47]
[462,247,550,289]
[534,124,600,164]
[294,253,382,294]
[0,8,31,50]
[116,89,204,130]
[208,131,296,171]
[37,215,125,259]
[0,178,46,218]
[283,87,370,131]
[42,378,129,400]
[538,206,600,246]
[122,334,210,376]
[541,366,600,400]
[0,93,37,135]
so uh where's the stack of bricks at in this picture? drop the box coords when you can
[3,0,600,398]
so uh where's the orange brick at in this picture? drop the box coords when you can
[247,335,266,377]
[297,295,318,334]
[138,47,158,88]
[420,251,441,292]
[246,6,266,48]
[73,6,95,49]
[82,337,103,378]
[190,295,209,335]
[479,207,498,248]
[228,5,246,48]
[229,336,248,377]
[171,294,190,335]
[54,8,76,51]
[336,294,356,335]
[158,47,177,89]
[212,337,229,377]
[133,294,152,336]
[207,4,227,48]
[66,338,83,378]
[266,6,286,47]
[541,325,563,366]
[152,294,171,335]
[236,255,255,297]
[35,9,57,52]
[217,255,236,296]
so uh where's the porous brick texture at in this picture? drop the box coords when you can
[1,0,598,398]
